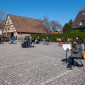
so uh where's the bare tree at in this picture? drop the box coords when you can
[43,16,51,33]
[0,9,5,24]
[50,20,62,32]
[43,16,62,32]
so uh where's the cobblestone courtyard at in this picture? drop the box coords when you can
[0,41,85,85]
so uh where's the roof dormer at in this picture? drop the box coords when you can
[79,20,85,26]
[82,12,85,15]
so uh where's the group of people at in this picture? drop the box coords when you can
[67,37,84,70]
[0,35,9,44]
[22,36,50,48]
[0,34,16,44]
[22,36,40,48]
[0,35,50,47]
[0,34,84,70]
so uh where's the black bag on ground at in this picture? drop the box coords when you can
[21,41,28,48]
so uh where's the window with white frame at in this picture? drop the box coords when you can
[82,12,85,15]
[79,20,85,26]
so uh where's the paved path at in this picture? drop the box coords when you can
[0,41,85,85]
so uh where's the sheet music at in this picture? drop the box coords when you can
[0,31,2,35]
[63,44,71,51]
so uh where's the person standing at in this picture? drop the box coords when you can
[37,37,40,44]
[45,37,49,45]
[29,36,32,47]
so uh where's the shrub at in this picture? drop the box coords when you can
[31,32,85,42]
[63,23,72,33]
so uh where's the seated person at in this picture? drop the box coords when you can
[67,39,83,70]
[32,38,35,43]
[21,39,29,48]
[35,37,40,44]
[59,37,64,46]
[35,38,38,44]
[10,36,15,43]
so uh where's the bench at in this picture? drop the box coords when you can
[73,56,85,71]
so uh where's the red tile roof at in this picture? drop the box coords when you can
[8,14,47,33]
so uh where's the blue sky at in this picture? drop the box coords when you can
[0,0,85,26]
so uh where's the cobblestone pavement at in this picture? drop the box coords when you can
[0,41,85,85]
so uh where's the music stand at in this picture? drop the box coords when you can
[63,44,71,63]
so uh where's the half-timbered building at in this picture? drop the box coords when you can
[3,14,47,38]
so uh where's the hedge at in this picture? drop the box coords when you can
[30,32,85,42]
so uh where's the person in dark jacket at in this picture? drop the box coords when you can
[21,38,29,48]
[37,37,40,44]
[45,37,49,45]
[67,39,83,70]
[29,36,32,47]
[10,36,15,43]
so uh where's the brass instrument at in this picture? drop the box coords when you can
[68,38,75,55]
[68,38,73,49]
